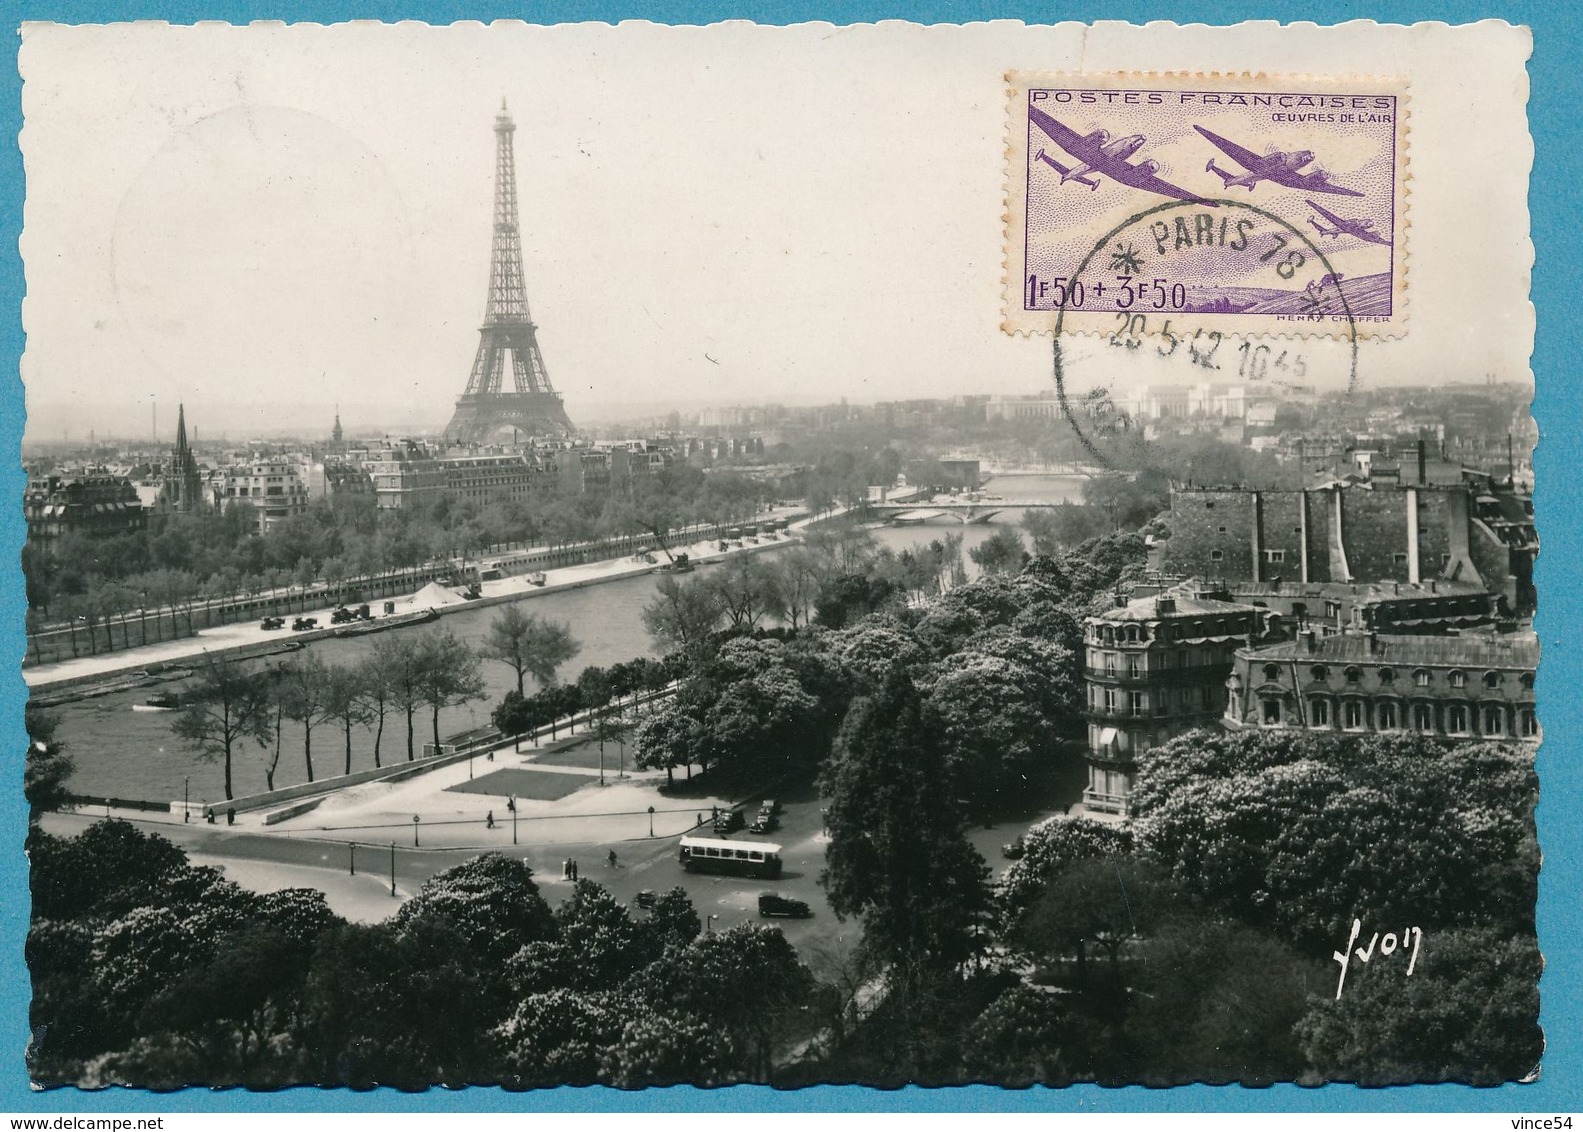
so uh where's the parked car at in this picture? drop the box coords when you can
[291,617,318,632]
[758,799,781,817]
[758,892,811,919]
[260,617,285,631]
[714,809,745,834]
[634,890,657,911]
[749,812,778,834]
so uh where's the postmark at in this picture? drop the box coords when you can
[1004,72,1409,338]
[1051,198,1360,473]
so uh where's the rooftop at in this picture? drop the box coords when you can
[1242,632,1538,669]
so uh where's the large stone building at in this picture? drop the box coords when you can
[1223,631,1539,743]
[1160,474,1536,616]
[210,459,312,535]
[1080,577,1537,815]
[24,473,148,548]
[1082,585,1265,814]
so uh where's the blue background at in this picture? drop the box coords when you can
[1,0,1576,1113]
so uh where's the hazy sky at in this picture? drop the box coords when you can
[19,21,1533,441]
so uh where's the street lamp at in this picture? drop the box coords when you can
[184,776,190,823]
[648,805,655,838]
[706,914,718,936]
[511,797,518,845]
[413,814,421,847]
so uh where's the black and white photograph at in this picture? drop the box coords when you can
[14,19,1542,1095]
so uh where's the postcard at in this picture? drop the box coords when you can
[10,16,1548,1108]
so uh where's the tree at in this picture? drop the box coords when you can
[1295,926,1541,1086]
[418,630,487,754]
[968,527,1027,576]
[820,666,990,984]
[373,635,427,762]
[633,922,815,1081]
[812,573,901,630]
[708,554,786,632]
[356,650,393,768]
[321,663,373,777]
[1130,730,1539,949]
[171,658,271,800]
[277,656,335,784]
[641,574,724,655]
[926,651,1061,821]
[24,707,75,825]
[395,854,556,967]
[480,605,581,696]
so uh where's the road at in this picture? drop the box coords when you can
[40,780,846,949]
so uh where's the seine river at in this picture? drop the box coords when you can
[49,475,1086,805]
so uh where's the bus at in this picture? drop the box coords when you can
[678,837,783,879]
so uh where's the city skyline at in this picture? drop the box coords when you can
[19,22,1533,446]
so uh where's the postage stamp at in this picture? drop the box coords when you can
[1004,72,1410,338]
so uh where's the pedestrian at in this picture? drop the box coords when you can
[608,848,618,869]
[486,811,495,830]
[562,858,570,880]
[696,812,703,828]
[507,796,516,813]
[571,859,579,881]
[487,750,494,762]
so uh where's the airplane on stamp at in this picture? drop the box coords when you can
[1194,125,1364,197]
[1030,107,1215,204]
[1305,198,1392,246]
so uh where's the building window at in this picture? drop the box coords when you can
[1263,663,1281,682]
[1264,549,1286,564]
[1310,665,1329,682]
[1344,666,1362,684]
[1128,691,1144,717]
[1413,669,1432,687]
[1413,703,1435,732]
[1103,689,1117,712]
[1343,700,1364,730]
[1446,704,1470,734]
[1393,552,1408,566]
[1104,655,1116,676]
[1484,671,1502,690]
[1379,667,1396,685]
[1262,699,1282,724]
[1448,670,1467,688]
[1483,705,1505,735]
[1310,698,1331,727]
[1326,601,1342,619]
[1211,550,1224,562]
[1128,657,1142,678]
[1520,709,1539,738]
[1378,701,1398,730]
[1520,673,1535,691]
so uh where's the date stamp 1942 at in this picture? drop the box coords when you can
[1004,71,1409,338]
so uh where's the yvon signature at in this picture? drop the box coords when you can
[1332,918,1423,998]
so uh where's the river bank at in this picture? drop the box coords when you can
[40,477,1086,805]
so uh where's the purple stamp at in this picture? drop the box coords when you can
[1003,72,1409,338]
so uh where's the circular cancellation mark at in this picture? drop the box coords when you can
[1049,198,1360,476]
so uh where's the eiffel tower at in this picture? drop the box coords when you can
[443,100,575,445]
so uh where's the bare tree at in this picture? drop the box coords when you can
[171,658,271,801]
[480,604,581,696]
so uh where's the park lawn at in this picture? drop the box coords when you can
[446,768,592,802]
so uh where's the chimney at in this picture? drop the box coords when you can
[1303,630,1317,653]
[1368,631,1379,655]
[1430,579,1437,594]
[1417,438,1427,485]
[1156,596,1177,614]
